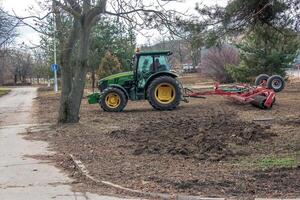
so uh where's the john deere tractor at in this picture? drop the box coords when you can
[88,50,183,112]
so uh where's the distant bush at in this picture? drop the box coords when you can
[226,63,251,83]
[200,45,239,83]
[97,51,122,79]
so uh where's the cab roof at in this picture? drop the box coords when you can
[136,50,172,56]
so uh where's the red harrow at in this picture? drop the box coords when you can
[184,74,285,109]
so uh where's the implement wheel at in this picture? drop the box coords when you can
[100,88,127,112]
[255,74,269,86]
[147,76,181,110]
[267,75,285,93]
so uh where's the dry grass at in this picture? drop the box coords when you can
[29,80,300,198]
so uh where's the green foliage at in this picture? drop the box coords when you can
[89,18,135,72]
[254,153,300,169]
[238,154,299,170]
[194,0,300,41]
[256,156,298,169]
[227,25,300,82]
[223,0,288,29]
[0,88,11,97]
[226,63,251,83]
[97,52,122,79]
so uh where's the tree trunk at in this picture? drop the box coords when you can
[54,0,107,124]
[92,70,95,93]
[14,74,17,85]
[58,22,90,123]
[58,65,73,122]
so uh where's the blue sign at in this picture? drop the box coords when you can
[51,64,58,72]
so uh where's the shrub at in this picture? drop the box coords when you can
[97,51,122,79]
[200,45,239,83]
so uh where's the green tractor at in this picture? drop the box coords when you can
[88,50,183,112]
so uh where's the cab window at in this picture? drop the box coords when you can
[137,55,153,74]
[153,55,170,71]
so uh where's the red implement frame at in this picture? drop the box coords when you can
[184,82,276,109]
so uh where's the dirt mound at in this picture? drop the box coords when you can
[109,111,274,161]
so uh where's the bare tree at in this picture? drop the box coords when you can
[32,48,51,84]
[0,7,18,48]
[200,45,240,83]
[0,7,19,85]
[11,50,33,84]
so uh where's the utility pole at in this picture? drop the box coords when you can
[53,13,58,93]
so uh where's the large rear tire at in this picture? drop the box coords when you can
[100,88,127,112]
[147,76,181,110]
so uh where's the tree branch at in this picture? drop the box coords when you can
[86,0,107,23]
[65,0,82,13]
[53,0,81,18]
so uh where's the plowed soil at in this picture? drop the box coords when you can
[29,79,300,199]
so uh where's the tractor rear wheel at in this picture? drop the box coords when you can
[147,76,181,110]
[100,88,127,112]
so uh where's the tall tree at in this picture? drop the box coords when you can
[0,7,19,85]
[227,25,300,82]
[194,0,300,41]
[48,0,182,123]
[88,18,136,89]
[182,0,300,82]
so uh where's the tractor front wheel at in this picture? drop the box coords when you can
[100,88,127,112]
[147,76,181,110]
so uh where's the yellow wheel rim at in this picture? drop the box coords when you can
[105,92,121,108]
[154,83,176,104]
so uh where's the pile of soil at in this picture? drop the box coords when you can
[109,111,273,161]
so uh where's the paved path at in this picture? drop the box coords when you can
[0,88,137,200]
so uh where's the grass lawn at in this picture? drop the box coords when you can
[0,88,11,97]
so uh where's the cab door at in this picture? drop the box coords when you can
[136,55,154,89]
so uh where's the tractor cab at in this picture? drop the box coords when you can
[93,50,182,112]
[134,50,173,91]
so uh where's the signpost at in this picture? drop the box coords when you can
[51,64,58,93]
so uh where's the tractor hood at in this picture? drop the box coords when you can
[98,71,134,91]
[100,71,133,82]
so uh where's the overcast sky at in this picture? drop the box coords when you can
[2,0,228,46]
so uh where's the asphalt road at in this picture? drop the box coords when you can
[0,87,138,200]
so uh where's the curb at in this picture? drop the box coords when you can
[69,154,300,200]
[69,154,226,200]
